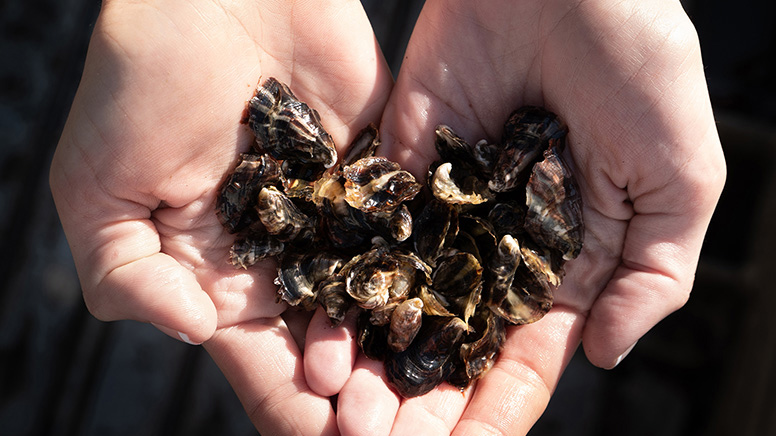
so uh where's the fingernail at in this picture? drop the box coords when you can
[613,341,638,368]
[178,331,202,346]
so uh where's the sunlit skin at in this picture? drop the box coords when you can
[50,0,725,435]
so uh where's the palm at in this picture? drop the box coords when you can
[382,0,720,351]
[51,1,391,433]
[334,0,724,433]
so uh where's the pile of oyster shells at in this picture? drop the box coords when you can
[216,78,584,398]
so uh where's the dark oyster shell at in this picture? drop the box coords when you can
[216,153,281,233]
[229,234,285,269]
[342,157,421,214]
[342,124,381,167]
[489,106,567,192]
[387,297,424,353]
[524,144,584,260]
[256,186,316,243]
[384,316,468,398]
[275,252,344,309]
[413,199,459,266]
[448,310,506,388]
[246,77,337,168]
[317,274,351,327]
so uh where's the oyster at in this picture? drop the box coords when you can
[275,252,344,309]
[342,156,421,214]
[246,77,337,168]
[387,297,424,353]
[489,106,567,192]
[216,153,281,233]
[524,144,584,260]
[256,186,315,243]
[318,274,351,327]
[229,234,285,269]
[384,316,468,398]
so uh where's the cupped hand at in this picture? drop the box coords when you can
[49,0,392,434]
[335,0,726,434]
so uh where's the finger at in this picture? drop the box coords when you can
[98,251,218,344]
[151,199,289,324]
[337,355,400,436]
[204,318,338,436]
[304,307,359,397]
[281,307,316,352]
[581,126,726,368]
[49,159,218,344]
[390,384,471,436]
[582,202,721,368]
[453,309,583,435]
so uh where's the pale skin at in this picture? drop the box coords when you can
[50,0,725,434]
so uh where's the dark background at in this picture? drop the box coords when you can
[1,0,774,435]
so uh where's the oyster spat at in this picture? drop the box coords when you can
[256,186,316,244]
[387,297,424,353]
[447,309,506,389]
[342,156,421,214]
[342,123,381,167]
[317,274,352,327]
[489,106,568,192]
[342,242,432,311]
[430,127,496,206]
[229,234,285,269]
[524,144,584,260]
[275,251,344,309]
[384,316,468,398]
[434,125,498,179]
[413,199,459,266]
[246,77,337,168]
[216,153,282,234]
[430,161,495,206]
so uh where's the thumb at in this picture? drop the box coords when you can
[50,142,217,345]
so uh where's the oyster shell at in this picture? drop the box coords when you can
[342,157,421,214]
[317,274,351,327]
[275,252,344,309]
[216,153,281,233]
[246,77,337,168]
[524,144,584,260]
[384,316,468,398]
[489,106,567,192]
[387,297,424,353]
[256,186,316,243]
[229,235,285,269]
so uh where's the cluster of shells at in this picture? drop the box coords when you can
[216,78,584,398]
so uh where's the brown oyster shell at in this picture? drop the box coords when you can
[342,157,421,214]
[216,153,281,234]
[524,145,584,260]
[246,77,337,168]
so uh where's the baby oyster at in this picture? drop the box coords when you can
[524,144,584,260]
[489,106,567,192]
[384,316,468,398]
[387,297,424,353]
[256,186,316,243]
[275,251,343,309]
[246,77,337,168]
[216,153,281,234]
[342,157,421,214]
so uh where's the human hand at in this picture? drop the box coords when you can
[49,0,392,434]
[333,0,726,434]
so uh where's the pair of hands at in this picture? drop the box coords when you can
[50,0,725,434]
